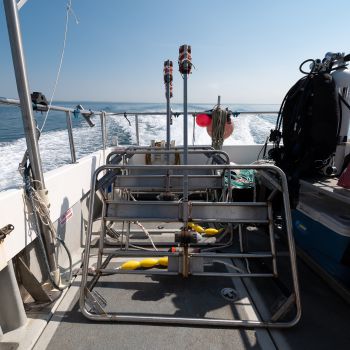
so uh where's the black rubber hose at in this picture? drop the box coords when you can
[299,59,316,75]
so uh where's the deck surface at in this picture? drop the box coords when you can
[31,255,350,350]
[33,273,262,350]
[30,223,350,350]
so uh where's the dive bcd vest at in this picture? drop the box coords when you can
[269,71,341,204]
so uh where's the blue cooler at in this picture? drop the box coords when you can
[292,192,350,286]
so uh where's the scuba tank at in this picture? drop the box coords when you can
[331,61,350,174]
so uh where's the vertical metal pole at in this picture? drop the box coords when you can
[100,111,106,163]
[104,111,108,149]
[179,45,190,223]
[183,72,189,206]
[182,73,189,244]
[164,60,172,164]
[4,0,59,280]
[166,82,171,152]
[238,224,244,253]
[66,111,76,163]
[217,95,221,108]
[268,201,278,277]
[183,73,188,167]
[135,114,140,146]
[4,0,45,188]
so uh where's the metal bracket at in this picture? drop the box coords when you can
[85,288,107,315]
[0,224,14,243]
[270,293,296,322]
[258,170,282,192]
[17,0,28,11]
[16,256,53,303]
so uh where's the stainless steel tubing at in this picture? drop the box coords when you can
[268,201,278,277]
[80,168,99,308]
[0,96,104,116]
[94,164,291,171]
[279,168,302,326]
[4,0,59,277]
[190,252,272,258]
[135,114,140,145]
[99,269,178,276]
[4,0,45,187]
[183,72,189,201]
[0,97,279,118]
[191,272,274,278]
[80,162,302,328]
[166,80,171,154]
[80,307,297,329]
[100,111,107,163]
[65,111,76,163]
[102,249,179,256]
[97,270,273,278]
[97,201,107,270]
[107,111,279,116]
[238,224,244,253]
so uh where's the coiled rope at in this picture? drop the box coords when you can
[23,168,72,291]
[211,107,228,150]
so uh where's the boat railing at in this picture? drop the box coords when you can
[0,96,279,165]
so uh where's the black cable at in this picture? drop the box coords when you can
[257,136,268,160]
[56,236,73,287]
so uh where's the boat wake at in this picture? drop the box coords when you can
[0,103,277,191]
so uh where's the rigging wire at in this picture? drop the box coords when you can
[40,0,79,133]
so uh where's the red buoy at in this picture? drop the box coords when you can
[196,113,211,127]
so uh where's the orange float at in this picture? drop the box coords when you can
[207,121,234,139]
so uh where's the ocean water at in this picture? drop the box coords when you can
[0,102,278,191]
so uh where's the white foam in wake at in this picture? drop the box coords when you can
[0,112,275,191]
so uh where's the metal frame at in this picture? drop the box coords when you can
[106,147,231,166]
[79,163,301,328]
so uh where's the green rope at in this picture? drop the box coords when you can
[211,107,228,149]
[225,169,255,189]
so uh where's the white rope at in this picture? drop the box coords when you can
[128,193,158,251]
[133,221,158,251]
[40,0,79,133]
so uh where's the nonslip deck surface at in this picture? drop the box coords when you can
[33,253,350,350]
[32,222,350,350]
[34,272,261,350]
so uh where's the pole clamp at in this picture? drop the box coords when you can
[0,224,14,243]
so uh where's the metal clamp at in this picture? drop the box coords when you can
[0,224,14,243]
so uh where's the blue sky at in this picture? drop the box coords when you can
[0,0,349,104]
